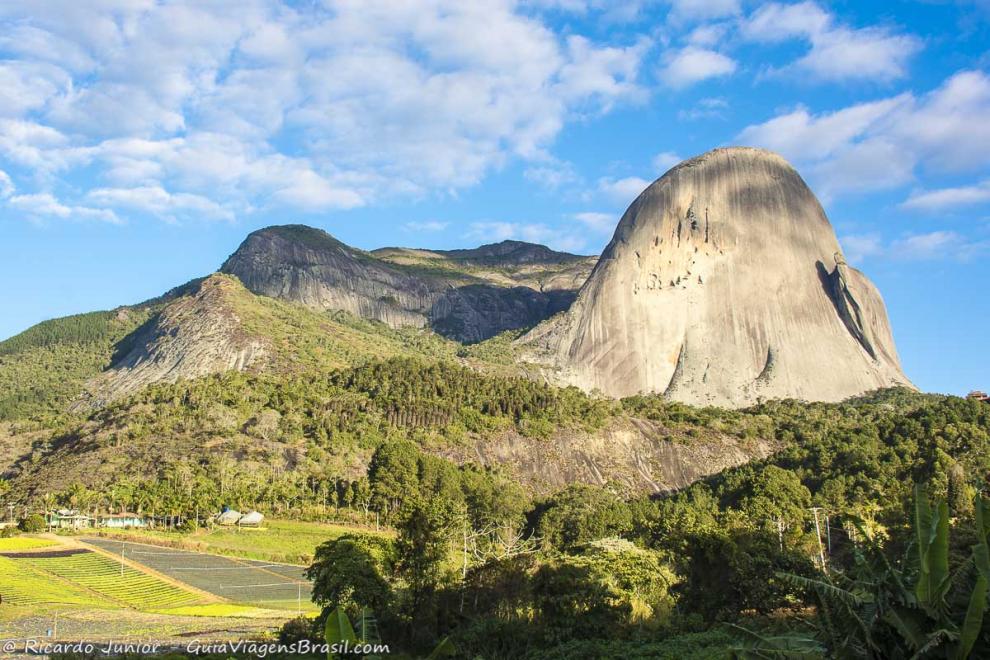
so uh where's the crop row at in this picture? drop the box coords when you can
[0,556,104,607]
[20,551,204,609]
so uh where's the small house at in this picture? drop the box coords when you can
[99,512,147,529]
[49,509,93,530]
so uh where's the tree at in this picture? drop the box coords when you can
[307,534,395,616]
[395,497,460,648]
[533,539,679,642]
[368,440,421,516]
[19,513,46,532]
[747,485,990,659]
[531,484,633,552]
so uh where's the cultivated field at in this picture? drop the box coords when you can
[0,555,103,607]
[92,518,387,564]
[0,536,56,551]
[14,548,205,610]
[82,538,316,613]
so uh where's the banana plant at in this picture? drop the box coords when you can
[733,485,990,659]
[324,606,456,659]
[325,606,357,660]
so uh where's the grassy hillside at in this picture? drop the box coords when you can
[0,308,154,420]
[225,274,462,371]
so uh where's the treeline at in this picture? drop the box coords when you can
[292,392,990,658]
[0,308,152,419]
[6,365,990,656]
[0,310,126,355]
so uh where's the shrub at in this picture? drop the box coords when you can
[18,514,46,533]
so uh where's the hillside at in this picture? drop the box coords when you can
[3,356,778,501]
[0,230,583,420]
[0,307,155,419]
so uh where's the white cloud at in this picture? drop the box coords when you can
[404,220,449,232]
[0,62,69,117]
[736,70,990,198]
[87,186,235,221]
[686,23,730,47]
[840,231,988,263]
[8,192,120,223]
[524,162,580,189]
[652,151,682,172]
[736,97,907,162]
[659,46,737,88]
[667,0,741,23]
[0,170,13,198]
[742,2,921,83]
[742,1,831,41]
[574,211,616,234]
[467,221,587,253]
[839,233,885,263]
[558,35,648,110]
[678,96,728,120]
[599,176,652,203]
[892,231,983,261]
[0,1,649,222]
[901,180,990,212]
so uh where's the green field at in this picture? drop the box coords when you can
[194,519,388,564]
[96,519,389,564]
[0,536,56,551]
[0,556,107,607]
[18,550,205,610]
[154,603,295,618]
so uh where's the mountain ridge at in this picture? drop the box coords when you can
[220,225,594,343]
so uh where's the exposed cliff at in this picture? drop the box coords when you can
[519,147,913,407]
[221,225,594,343]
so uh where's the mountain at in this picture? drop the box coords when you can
[520,147,912,407]
[0,230,590,416]
[70,273,478,411]
[220,225,594,343]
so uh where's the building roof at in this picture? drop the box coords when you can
[238,511,264,524]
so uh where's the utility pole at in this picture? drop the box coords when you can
[825,514,832,555]
[810,507,827,570]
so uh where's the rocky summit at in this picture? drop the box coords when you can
[520,147,913,407]
[221,225,594,343]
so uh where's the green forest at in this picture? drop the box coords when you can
[2,348,989,657]
[1,291,988,658]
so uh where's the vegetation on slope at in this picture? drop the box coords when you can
[0,308,153,420]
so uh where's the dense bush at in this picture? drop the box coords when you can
[18,513,46,532]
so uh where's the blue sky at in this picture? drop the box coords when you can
[0,0,988,396]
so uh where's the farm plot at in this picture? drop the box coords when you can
[15,549,204,610]
[0,555,105,607]
[0,536,57,552]
[81,539,314,611]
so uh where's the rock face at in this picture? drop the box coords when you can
[520,147,912,407]
[221,225,593,342]
[75,276,268,408]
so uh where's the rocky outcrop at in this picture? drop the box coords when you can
[221,225,594,342]
[75,276,268,408]
[519,147,913,407]
[444,417,777,494]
